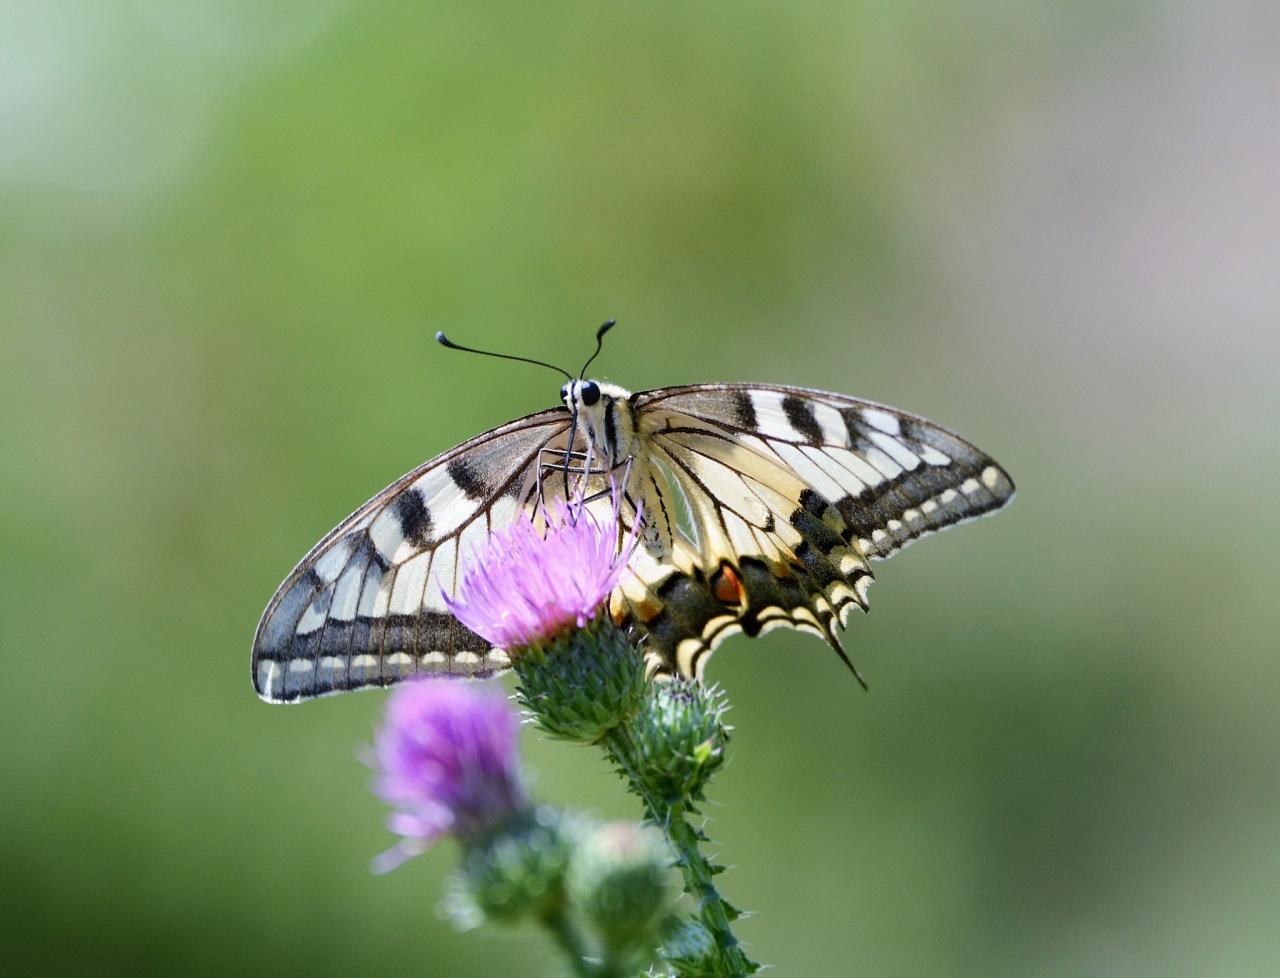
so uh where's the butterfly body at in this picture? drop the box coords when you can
[555,380,659,553]
[253,379,1014,703]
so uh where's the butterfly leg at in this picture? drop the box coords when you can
[568,456,635,506]
[536,448,594,512]
[535,449,628,502]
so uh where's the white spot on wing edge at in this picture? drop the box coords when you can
[853,574,872,603]
[838,552,865,575]
[810,401,848,445]
[861,407,900,435]
[919,445,952,466]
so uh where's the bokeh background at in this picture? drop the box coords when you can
[4,2,1278,975]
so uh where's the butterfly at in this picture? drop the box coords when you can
[253,323,1014,702]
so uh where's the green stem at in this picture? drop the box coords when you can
[543,907,615,978]
[604,725,757,978]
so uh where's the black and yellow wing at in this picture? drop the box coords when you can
[614,384,1015,680]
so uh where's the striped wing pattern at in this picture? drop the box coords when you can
[613,384,1015,680]
[254,382,1013,703]
[252,409,572,702]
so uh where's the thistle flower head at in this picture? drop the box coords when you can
[445,483,639,651]
[371,680,527,872]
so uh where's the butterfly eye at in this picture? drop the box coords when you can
[580,381,601,407]
[560,385,569,402]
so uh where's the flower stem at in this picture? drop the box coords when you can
[543,907,617,978]
[604,724,758,978]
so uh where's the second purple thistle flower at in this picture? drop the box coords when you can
[371,680,527,872]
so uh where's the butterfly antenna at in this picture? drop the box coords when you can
[578,319,617,378]
[436,331,572,381]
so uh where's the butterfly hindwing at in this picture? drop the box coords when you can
[253,408,573,702]
[616,384,1014,678]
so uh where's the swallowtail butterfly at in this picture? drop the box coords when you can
[253,324,1014,702]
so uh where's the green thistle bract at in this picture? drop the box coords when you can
[626,678,729,804]
[513,617,648,743]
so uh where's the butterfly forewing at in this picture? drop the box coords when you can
[617,384,1014,678]
[252,408,574,702]
[638,384,1014,557]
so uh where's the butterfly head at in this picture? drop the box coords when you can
[560,379,635,464]
[560,379,601,408]
[434,322,635,463]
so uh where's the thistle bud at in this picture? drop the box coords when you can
[660,916,720,977]
[626,678,729,803]
[567,820,676,955]
[450,807,574,926]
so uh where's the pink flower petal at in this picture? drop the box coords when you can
[445,483,640,650]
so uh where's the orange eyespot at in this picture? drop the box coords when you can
[713,564,745,606]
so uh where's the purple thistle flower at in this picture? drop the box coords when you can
[371,680,527,872]
[445,484,640,651]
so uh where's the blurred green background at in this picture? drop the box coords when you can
[4,2,1278,975]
